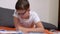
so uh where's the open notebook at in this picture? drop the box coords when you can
[0,30,46,34]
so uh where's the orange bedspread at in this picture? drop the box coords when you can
[0,26,54,34]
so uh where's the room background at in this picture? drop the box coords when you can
[0,0,59,27]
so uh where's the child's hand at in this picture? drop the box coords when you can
[23,30,29,33]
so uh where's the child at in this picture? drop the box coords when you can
[13,0,44,33]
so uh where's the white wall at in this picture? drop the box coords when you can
[49,0,59,27]
[29,0,50,23]
[29,0,59,27]
[0,0,59,27]
[0,0,17,9]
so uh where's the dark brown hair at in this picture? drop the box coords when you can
[15,0,30,10]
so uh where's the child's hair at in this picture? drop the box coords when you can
[15,0,30,10]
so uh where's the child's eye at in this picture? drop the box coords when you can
[18,13,20,15]
[18,13,24,15]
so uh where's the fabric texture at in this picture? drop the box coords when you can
[0,7,15,28]
[42,21,57,30]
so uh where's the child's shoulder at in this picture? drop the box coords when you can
[30,10,37,14]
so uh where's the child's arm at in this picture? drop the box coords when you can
[14,17,45,33]
[20,21,44,33]
[14,17,29,33]
[18,22,44,33]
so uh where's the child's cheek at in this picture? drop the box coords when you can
[24,12,29,18]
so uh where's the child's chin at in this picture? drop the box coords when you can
[21,17,25,19]
[21,16,29,19]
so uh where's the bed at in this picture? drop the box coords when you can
[0,7,58,34]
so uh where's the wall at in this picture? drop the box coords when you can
[0,0,59,27]
[29,0,59,27]
[29,0,50,23]
[0,0,17,9]
[49,0,59,27]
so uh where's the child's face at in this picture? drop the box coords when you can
[16,9,30,19]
